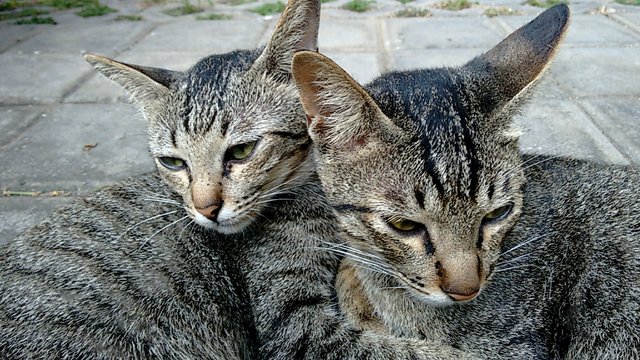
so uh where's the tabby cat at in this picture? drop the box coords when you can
[293,4,640,359]
[1,0,479,358]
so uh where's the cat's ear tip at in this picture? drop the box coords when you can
[83,53,112,66]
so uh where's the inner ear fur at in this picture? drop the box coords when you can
[84,53,178,107]
[464,4,570,111]
[292,51,387,148]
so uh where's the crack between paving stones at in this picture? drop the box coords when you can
[552,78,632,165]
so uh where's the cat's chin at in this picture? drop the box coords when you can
[192,212,253,235]
[406,290,457,307]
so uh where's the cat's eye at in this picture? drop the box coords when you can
[483,204,513,223]
[225,141,257,162]
[158,157,187,171]
[387,218,422,233]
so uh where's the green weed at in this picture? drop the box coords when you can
[250,1,285,15]
[342,0,374,12]
[395,7,431,17]
[196,12,232,20]
[15,15,57,24]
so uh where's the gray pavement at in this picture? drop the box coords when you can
[1,0,639,243]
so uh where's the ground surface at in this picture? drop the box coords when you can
[1,0,639,243]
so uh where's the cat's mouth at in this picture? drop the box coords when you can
[395,272,483,306]
[188,192,262,234]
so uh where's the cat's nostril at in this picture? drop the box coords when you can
[196,203,221,220]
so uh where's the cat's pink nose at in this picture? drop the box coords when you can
[196,203,221,220]
[445,290,479,302]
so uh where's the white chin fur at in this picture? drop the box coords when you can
[409,290,455,307]
[192,209,251,235]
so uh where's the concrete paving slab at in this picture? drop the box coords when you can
[0,53,92,105]
[579,97,640,165]
[65,51,213,103]
[516,98,629,164]
[0,197,74,245]
[0,103,154,192]
[319,18,378,51]
[0,106,47,148]
[499,14,640,47]
[552,47,640,97]
[385,17,504,50]
[131,20,267,53]
[0,23,43,54]
[323,52,381,84]
[6,20,153,56]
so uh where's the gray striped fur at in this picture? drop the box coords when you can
[294,5,640,359]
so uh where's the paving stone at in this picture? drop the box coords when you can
[323,51,381,84]
[319,18,378,51]
[0,106,47,147]
[515,98,628,164]
[385,17,504,50]
[551,47,640,97]
[66,51,212,103]
[131,20,266,53]
[579,97,640,165]
[609,11,640,36]
[0,103,154,192]
[6,20,153,56]
[0,53,91,105]
[0,23,43,54]
[0,197,74,246]
[499,14,640,47]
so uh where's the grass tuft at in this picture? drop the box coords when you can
[436,0,473,10]
[75,2,116,17]
[196,12,232,20]
[115,14,143,21]
[0,8,49,21]
[250,1,285,15]
[342,0,374,12]
[523,0,567,8]
[396,6,431,17]
[15,15,57,24]
[163,3,204,16]
[483,6,520,17]
[615,0,640,4]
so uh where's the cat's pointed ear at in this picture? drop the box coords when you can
[254,0,320,80]
[464,4,570,113]
[84,53,178,108]
[292,51,386,148]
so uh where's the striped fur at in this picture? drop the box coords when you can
[2,0,484,358]
[294,5,640,359]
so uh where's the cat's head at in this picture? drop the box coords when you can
[85,0,319,234]
[293,5,569,305]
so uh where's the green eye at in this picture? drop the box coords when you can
[388,218,421,232]
[158,157,187,171]
[226,141,257,161]
[483,204,513,223]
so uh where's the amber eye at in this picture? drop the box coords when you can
[158,157,187,171]
[387,218,422,233]
[225,141,257,162]
[483,204,513,223]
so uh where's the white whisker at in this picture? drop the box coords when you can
[117,210,180,241]
[135,215,189,253]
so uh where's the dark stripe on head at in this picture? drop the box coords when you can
[170,128,177,148]
[266,131,308,140]
[455,80,480,200]
[332,204,372,214]
[487,183,495,201]
[414,188,426,210]
[423,148,446,199]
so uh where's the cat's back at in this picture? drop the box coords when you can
[509,155,640,358]
[0,173,256,359]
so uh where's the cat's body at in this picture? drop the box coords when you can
[1,0,482,358]
[0,173,257,359]
[293,4,640,359]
